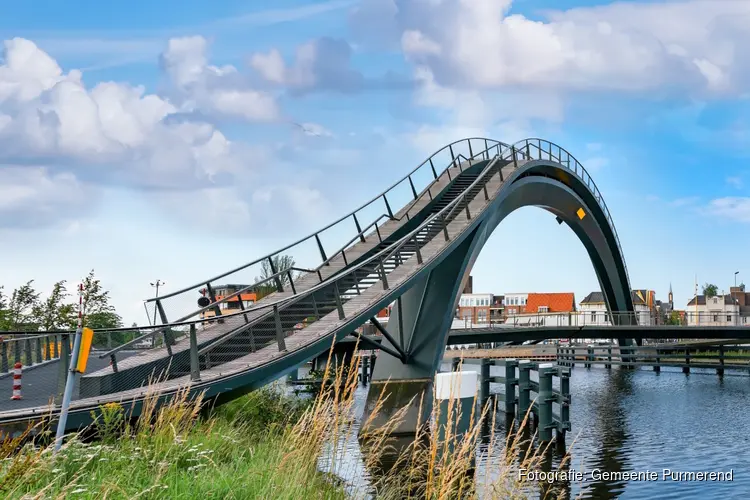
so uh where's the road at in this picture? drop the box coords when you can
[0,351,136,414]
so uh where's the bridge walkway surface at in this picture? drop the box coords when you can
[0,138,634,433]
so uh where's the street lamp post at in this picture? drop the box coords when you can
[150,280,165,345]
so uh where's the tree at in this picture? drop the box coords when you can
[33,280,76,331]
[2,281,40,331]
[81,270,123,346]
[254,255,300,299]
[666,311,682,326]
[702,283,718,299]
[0,286,7,330]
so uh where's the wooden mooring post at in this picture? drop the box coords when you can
[450,357,571,442]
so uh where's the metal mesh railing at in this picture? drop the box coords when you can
[453,311,750,329]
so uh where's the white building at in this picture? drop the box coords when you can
[503,293,528,316]
[686,294,740,326]
[577,290,656,326]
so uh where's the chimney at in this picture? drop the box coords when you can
[730,286,746,306]
[463,276,474,294]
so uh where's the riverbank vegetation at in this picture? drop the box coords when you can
[0,349,570,499]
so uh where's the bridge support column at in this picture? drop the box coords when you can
[360,233,479,441]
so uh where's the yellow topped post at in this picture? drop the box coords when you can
[75,327,94,373]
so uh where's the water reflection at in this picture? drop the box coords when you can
[294,364,750,499]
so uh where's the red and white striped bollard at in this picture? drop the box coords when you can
[10,362,22,400]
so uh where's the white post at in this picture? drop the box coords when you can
[434,370,479,451]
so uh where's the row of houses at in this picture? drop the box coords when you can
[196,280,750,329]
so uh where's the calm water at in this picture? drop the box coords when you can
[298,364,750,499]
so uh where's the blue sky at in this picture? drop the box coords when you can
[1,0,749,325]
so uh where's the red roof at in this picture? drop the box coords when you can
[525,293,576,313]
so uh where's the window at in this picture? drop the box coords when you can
[713,314,718,322]
[538,306,549,313]
[591,312,596,322]
[462,310,471,320]
[522,297,526,305]
[727,315,732,322]
[478,310,487,322]
[713,298,718,304]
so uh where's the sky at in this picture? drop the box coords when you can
[1,0,750,326]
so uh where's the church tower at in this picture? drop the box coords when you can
[668,283,673,309]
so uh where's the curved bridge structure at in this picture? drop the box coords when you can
[0,138,633,435]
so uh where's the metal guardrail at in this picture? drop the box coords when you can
[558,343,750,376]
[454,311,750,329]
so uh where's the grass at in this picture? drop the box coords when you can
[0,344,573,499]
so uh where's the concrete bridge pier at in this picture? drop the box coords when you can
[360,233,479,441]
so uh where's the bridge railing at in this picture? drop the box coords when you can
[454,311,750,329]
[143,137,508,330]
[558,343,750,375]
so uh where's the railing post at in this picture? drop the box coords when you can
[504,359,517,416]
[378,259,389,290]
[110,354,118,373]
[511,146,518,169]
[606,346,612,369]
[683,348,690,374]
[333,282,346,319]
[586,346,593,369]
[0,341,7,373]
[353,213,365,243]
[383,194,394,218]
[717,344,725,377]
[268,257,284,292]
[189,323,201,382]
[155,299,177,349]
[13,338,20,366]
[430,158,437,179]
[408,175,418,200]
[315,234,328,263]
[24,337,32,367]
[34,337,42,364]
[274,305,287,352]
[57,334,70,397]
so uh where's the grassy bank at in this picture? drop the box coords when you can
[0,348,570,499]
[0,387,346,499]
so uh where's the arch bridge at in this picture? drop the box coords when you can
[0,138,638,436]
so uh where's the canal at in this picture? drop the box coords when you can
[302,363,750,499]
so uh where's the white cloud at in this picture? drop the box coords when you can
[727,176,743,189]
[0,37,326,231]
[0,166,90,227]
[354,0,750,95]
[705,197,750,222]
[161,36,278,121]
[250,37,364,92]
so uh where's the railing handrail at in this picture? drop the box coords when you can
[149,137,502,302]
